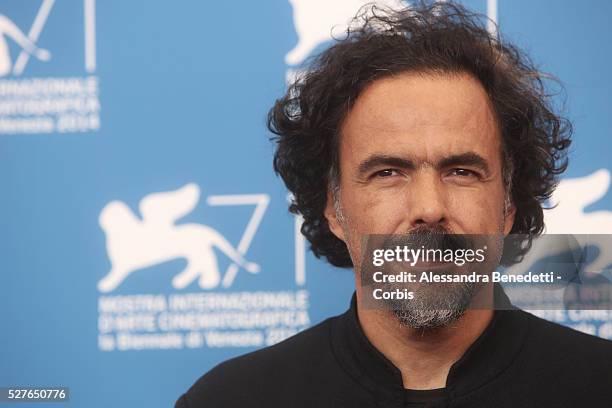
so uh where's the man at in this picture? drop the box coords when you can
[176,2,612,407]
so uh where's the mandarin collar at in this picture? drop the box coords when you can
[330,285,529,406]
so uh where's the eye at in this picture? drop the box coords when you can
[373,169,398,178]
[449,168,479,178]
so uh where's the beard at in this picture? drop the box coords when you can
[391,279,479,330]
[370,225,491,330]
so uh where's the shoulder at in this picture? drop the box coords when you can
[518,310,612,379]
[176,315,341,408]
[521,310,612,354]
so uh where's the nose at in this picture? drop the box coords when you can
[407,172,448,229]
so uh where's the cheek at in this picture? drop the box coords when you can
[447,187,506,233]
[342,187,406,234]
[338,188,408,271]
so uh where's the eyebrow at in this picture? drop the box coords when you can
[357,152,491,177]
[438,152,491,176]
[357,155,416,176]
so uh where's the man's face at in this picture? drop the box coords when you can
[325,72,515,327]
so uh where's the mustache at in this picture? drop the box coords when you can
[381,226,475,252]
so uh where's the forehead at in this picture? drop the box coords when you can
[339,72,502,165]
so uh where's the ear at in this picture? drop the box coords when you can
[503,201,516,236]
[324,189,346,242]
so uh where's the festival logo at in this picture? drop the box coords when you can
[506,169,612,337]
[98,183,262,293]
[285,0,498,80]
[508,169,612,275]
[0,13,51,77]
[97,184,309,352]
[0,0,99,134]
[545,169,612,235]
[286,0,405,66]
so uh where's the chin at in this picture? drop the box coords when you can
[390,282,478,330]
[393,307,467,330]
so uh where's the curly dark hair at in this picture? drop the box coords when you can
[268,1,572,268]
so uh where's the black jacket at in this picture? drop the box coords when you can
[176,293,612,407]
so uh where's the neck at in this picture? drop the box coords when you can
[355,285,493,390]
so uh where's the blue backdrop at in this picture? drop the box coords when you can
[1,1,611,407]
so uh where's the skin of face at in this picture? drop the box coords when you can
[324,71,516,276]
